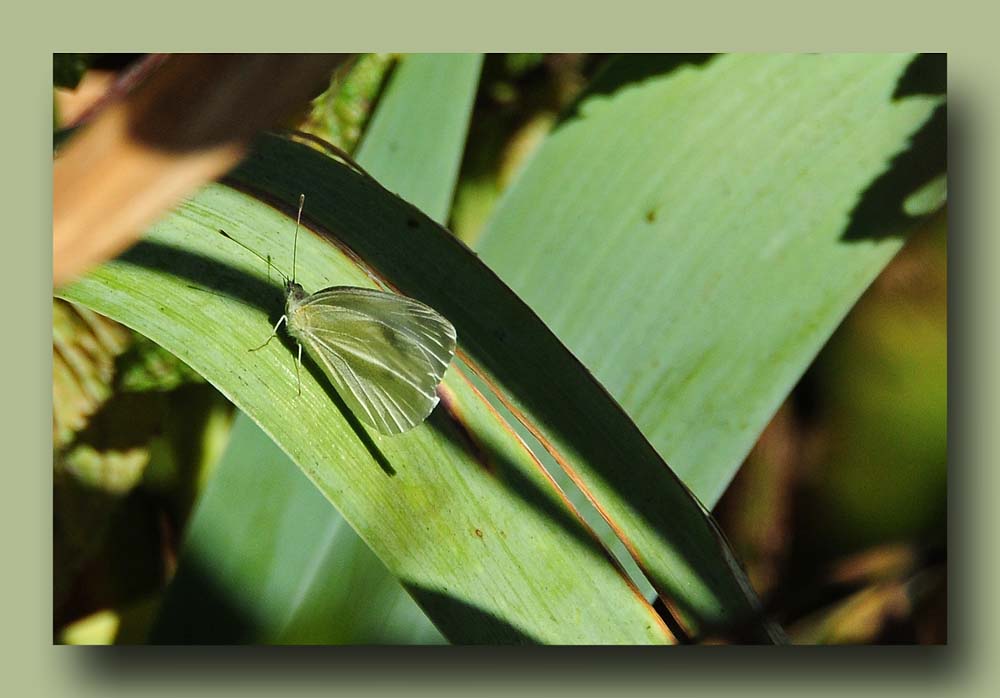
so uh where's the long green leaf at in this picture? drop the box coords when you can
[477,54,945,510]
[356,53,483,222]
[454,55,945,635]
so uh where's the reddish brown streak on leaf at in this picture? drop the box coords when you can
[435,382,495,475]
[447,363,677,643]
[454,347,693,641]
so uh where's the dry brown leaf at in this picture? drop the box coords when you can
[54,54,351,287]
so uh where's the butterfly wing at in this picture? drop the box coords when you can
[288,286,457,434]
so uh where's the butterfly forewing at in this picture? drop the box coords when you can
[287,286,457,434]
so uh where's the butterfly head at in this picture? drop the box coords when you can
[285,280,308,307]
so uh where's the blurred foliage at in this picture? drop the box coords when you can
[450,54,605,244]
[117,332,204,393]
[803,212,947,550]
[53,53,89,89]
[54,380,233,635]
[52,299,130,449]
[299,53,396,153]
[715,211,947,643]
[53,295,232,636]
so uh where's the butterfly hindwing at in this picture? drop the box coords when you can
[288,286,456,434]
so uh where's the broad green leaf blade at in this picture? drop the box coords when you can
[474,50,945,564]
[223,136,777,641]
[153,413,444,643]
[60,183,673,645]
[151,54,485,644]
[356,53,484,223]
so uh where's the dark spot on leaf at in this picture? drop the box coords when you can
[645,209,657,223]
[474,528,484,538]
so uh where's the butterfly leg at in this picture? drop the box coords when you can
[249,315,286,352]
[296,343,303,396]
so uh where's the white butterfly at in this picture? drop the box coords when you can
[222,195,456,434]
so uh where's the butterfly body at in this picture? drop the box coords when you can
[283,281,456,435]
[220,195,456,435]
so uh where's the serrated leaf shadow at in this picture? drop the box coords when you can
[841,103,946,242]
[557,54,717,128]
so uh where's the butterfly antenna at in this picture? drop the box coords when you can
[217,229,289,284]
[292,193,305,283]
